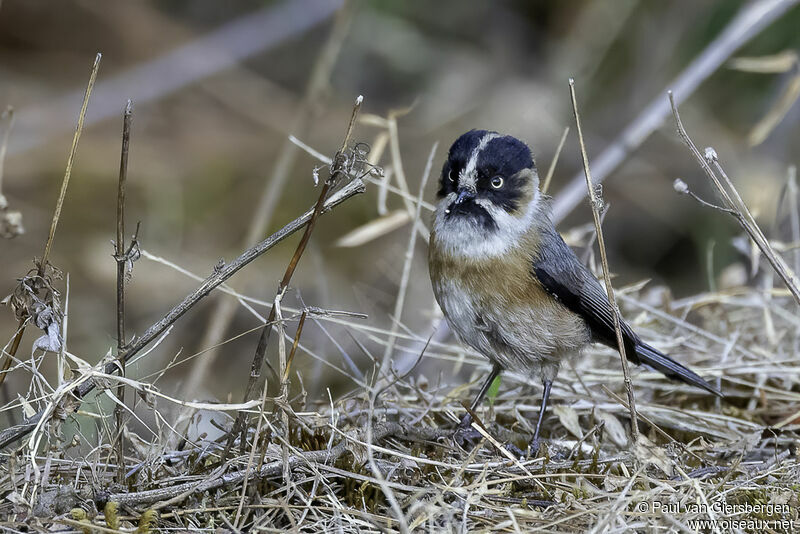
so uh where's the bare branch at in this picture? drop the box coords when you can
[668,92,800,306]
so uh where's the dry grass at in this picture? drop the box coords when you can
[1,270,799,532]
[1,78,799,534]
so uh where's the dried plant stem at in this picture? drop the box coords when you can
[41,53,101,272]
[380,142,437,374]
[668,93,800,305]
[367,379,409,533]
[0,54,101,389]
[113,100,133,484]
[1,334,25,430]
[284,310,308,382]
[569,78,639,442]
[0,321,24,389]
[541,126,569,194]
[0,176,366,450]
[387,105,429,241]
[226,96,364,458]
[275,297,290,486]
[0,106,15,193]
[600,385,704,464]
[254,306,308,476]
[387,112,413,216]
[787,166,800,276]
[233,299,282,530]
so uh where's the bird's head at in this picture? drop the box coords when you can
[432,130,545,258]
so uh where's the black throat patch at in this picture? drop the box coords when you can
[445,198,497,231]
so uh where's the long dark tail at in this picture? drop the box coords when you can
[634,342,722,397]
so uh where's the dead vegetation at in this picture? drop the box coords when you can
[1,86,798,531]
[2,5,800,529]
[1,263,799,531]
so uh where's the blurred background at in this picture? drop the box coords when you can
[0,1,798,424]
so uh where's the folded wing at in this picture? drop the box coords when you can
[531,227,721,396]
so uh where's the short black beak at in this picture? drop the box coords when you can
[454,190,475,205]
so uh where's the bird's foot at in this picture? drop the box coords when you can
[453,413,482,449]
[502,439,547,459]
[503,442,526,459]
[527,436,546,458]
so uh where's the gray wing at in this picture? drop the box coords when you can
[531,227,722,396]
[531,227,642,362]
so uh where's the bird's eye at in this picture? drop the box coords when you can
[448,169,456,182]
[491,176,504,189]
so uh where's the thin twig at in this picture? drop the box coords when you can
[668,92,800,305]
[367,376,409,533]
[787,166,800,276]
[113,100,133,484]
[569,78,639,442]
[0,55,101,390]
[380,142,437,374]
[387,104,429,241]
[0,175,366,450]
[275,297,291,487]
[226,96,364,458]
[0,321,24,389]
[673,178,739,216]
[0,106,15,193]
[233,301,282,530]
[375,329,434,403]
[600,385,704,464]
[552,0,799,223]
[541,127,569,194]
[41,53,101,272]
[284,310,308,382]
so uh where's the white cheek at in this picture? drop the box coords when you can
[433,199,509,258]
[433,190,541,259]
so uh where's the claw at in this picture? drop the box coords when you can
[504,442,526,459]
[528,437,542,457]
[453,414,482,449]
[454,363,504,451]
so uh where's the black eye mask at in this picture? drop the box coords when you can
[474,171,528,214]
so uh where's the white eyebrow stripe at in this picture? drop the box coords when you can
[460,132,500,190]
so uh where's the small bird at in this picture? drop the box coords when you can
[428,130,721,453]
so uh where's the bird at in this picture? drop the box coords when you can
[427,129,721,454]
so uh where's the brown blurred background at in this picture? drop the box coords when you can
[1,1,798,419]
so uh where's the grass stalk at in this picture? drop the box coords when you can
[569,78,639,442]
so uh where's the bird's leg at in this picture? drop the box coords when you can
[458,363,502,428]
[454,363,501,445]
[528,379,553,456]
